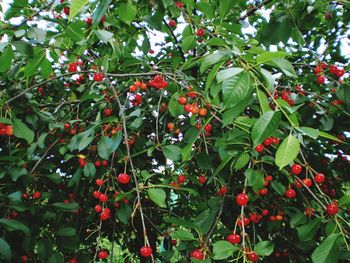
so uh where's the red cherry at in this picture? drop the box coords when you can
[218,186,228,196]
[5,125,13,136]
[93,73,104,82]
[98,250,108,259]
[21,255,29,262]
[204,124,212,132]
[263,137,273,146]
[149,49,155,54]
[32,191,41,199]
[118,173,130,184]
[64,123,70,129]
[178,96,187,105]
[175,1,183,8]
[265,175,273,181]
[336,68,345,78]
[63,7,70,15]
[140,246,153,257]
[326,203,338,215]
[285,189,296,198]
[96,179,104,186]
[259,188,268,195]
[313,66,322,75]
[86,17,93,25]
[303,178,312,187]
[129,85,137,92]
[320,62,327,69]
[190,249,205,260]
[196,29,205,37]
[261,209,269,216]
[104,108,112,116]
[94,205,102,213]
[247,252,259,262]
[102,160,108,166]
[100,212,110,220]
[291,164,302,175]
[177,174,186,184]
[68,63,78,72]
[100,15,106,23]
[236,193,248,206]
[272,137,280,145]
[255,144,264,153]
[329,65,338,74]
[78,158,87,167]
[168,19,176,27]
[94,160,101,167]
[198,175,207,184]
[226,234,241,244]
[22,193,29,199]
[316,75,326,84]
[93,191,102,199]
[99,194,108,203]
[314,173,325,183]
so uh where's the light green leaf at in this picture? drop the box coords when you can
[147,189,166,208]
[200,49,231,74]
[69,0,89,20]
[117,2,137,24]
[251,111,281,147]
[222,72,251,108]
[260,68,275,90]
[311,234,340,263]
[275,135,300,170]
[257,89,271,113]
[297,127,319,139]
[319,131,344,143]
[170,229,196,241]
[234,152,250,170]
[207,37,226,46]
[213,240,238,260]
[245,168,264,192]
[182,35,196,53]
[13,119,34,144]
[254,241,274,256]
[267,58,296,77]
[24,49,46,77]
[95,30,114,43]
[219,0,234,18]
[216,68,244,83]
[256,51,290,64]
[0,46,13,73]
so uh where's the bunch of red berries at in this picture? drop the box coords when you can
[148,75,168,89]
[0,123,13,136]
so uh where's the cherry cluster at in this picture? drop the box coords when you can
[255,136,280,153]
[148,75,168,89]
[0,123,13,136]
[314,62,346,84]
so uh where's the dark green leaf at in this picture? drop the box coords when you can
[0,238,11,261]
[163,145,182,161]
[170,229,195,241]
[297,218,321,241]
[311,234,340,263]
[254,241,274,256]
[0,219,30,236]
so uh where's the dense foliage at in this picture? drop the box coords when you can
[0,0,350,262]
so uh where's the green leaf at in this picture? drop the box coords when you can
[117,2,137,25]
[69,0,88,20]
[182,35,196,53]
[48,252,64,263]
[24,49,46,77]
[0,219,30,236]
[147,189,166,208]
[52,202,79,212]
[163,145,182,161]
[200,50,231,74]
[297,127,319,139]
[207,37,226,46]
[267,58,296,77]
[12,41,33,56]
[245,168,264,192]
[256,51,289,64]
[41,58,53,78]
[222,72,251,108]
[170,229,195,241]
[251,111,281,147]
[97,136,113,160]
[65,21,85,41]
[8,167,27,182]
[219,0,234,18]
[0,46,13,73]
[13,119,34,144]
[338,195,350,207]
[83,162,96,178]
[92,0,111,27]
[0,238,11,261]
[117,203,132,224]
[254,241,274,256]
[297,218,321,241]
[38,237,53,261]
[169,93,185,117]
[275,135,300,170]
[319,131,344,143]
[260,68,275,90]
[290,212,308,228]
[194,209,215,234]
[271,181,286,195]
[212,240,238,260]
[311,234,340,263]
[216,68,244,83]
[257,90,271,113]
[95,30,114,43]
[234,152,250,170]
[54,227,76,237]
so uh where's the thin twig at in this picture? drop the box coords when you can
[30,138,60,174]
[162,18,186,61]
[238,0,274,21]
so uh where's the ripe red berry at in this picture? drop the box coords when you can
[247,252,259,262]
[167,122,175,131]
[32,191,41,199]
[263,137,273,146]
[93,191,102,199]
[96,179,104,186]
[94,205,102,213]
[140,246,153,257]
[64,123,70,129]
[285,189,296,199]
[63,7,70,15]
[259,188,268,195]
[178,96,187,105]
[196,28,205,37]
[104,108,112,116]
[168,19,176,27]
[86,17,93,25]
[5,125,13,136]
[93,73,104,82]
[198,108,207,117]
[314,173,325,183]
[313,66,322,75]
[226,234,241,244]
[117,173,130,184]
[102,160,108,166]
[255,144,264,153]
[68,62,78,72]
[291,164,302,175]
[99,194,108,203]
[272,137,280,145]
[98,250,108,259]
[21,255,29,262]
[129,85,137,92]
[177,174,186,184]
[100,15,106,23]
[175,1,183,8]
[303,178,312,187]
[261,209,269,216]
[190,249,205,260]
[336,68,345,78]
[329,65,338,74]
[204,124,212,132]
[218,186,228,196]
[316,75,326,84]
[198,175,207,184]
[326,203,338,215]
[94,160,101,167]
[100,212,110,220]
[236,193,248,206]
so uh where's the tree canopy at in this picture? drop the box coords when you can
[0,0,350,262]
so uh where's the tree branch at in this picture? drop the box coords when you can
[238,0,274,21]
[162,18,186,61]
